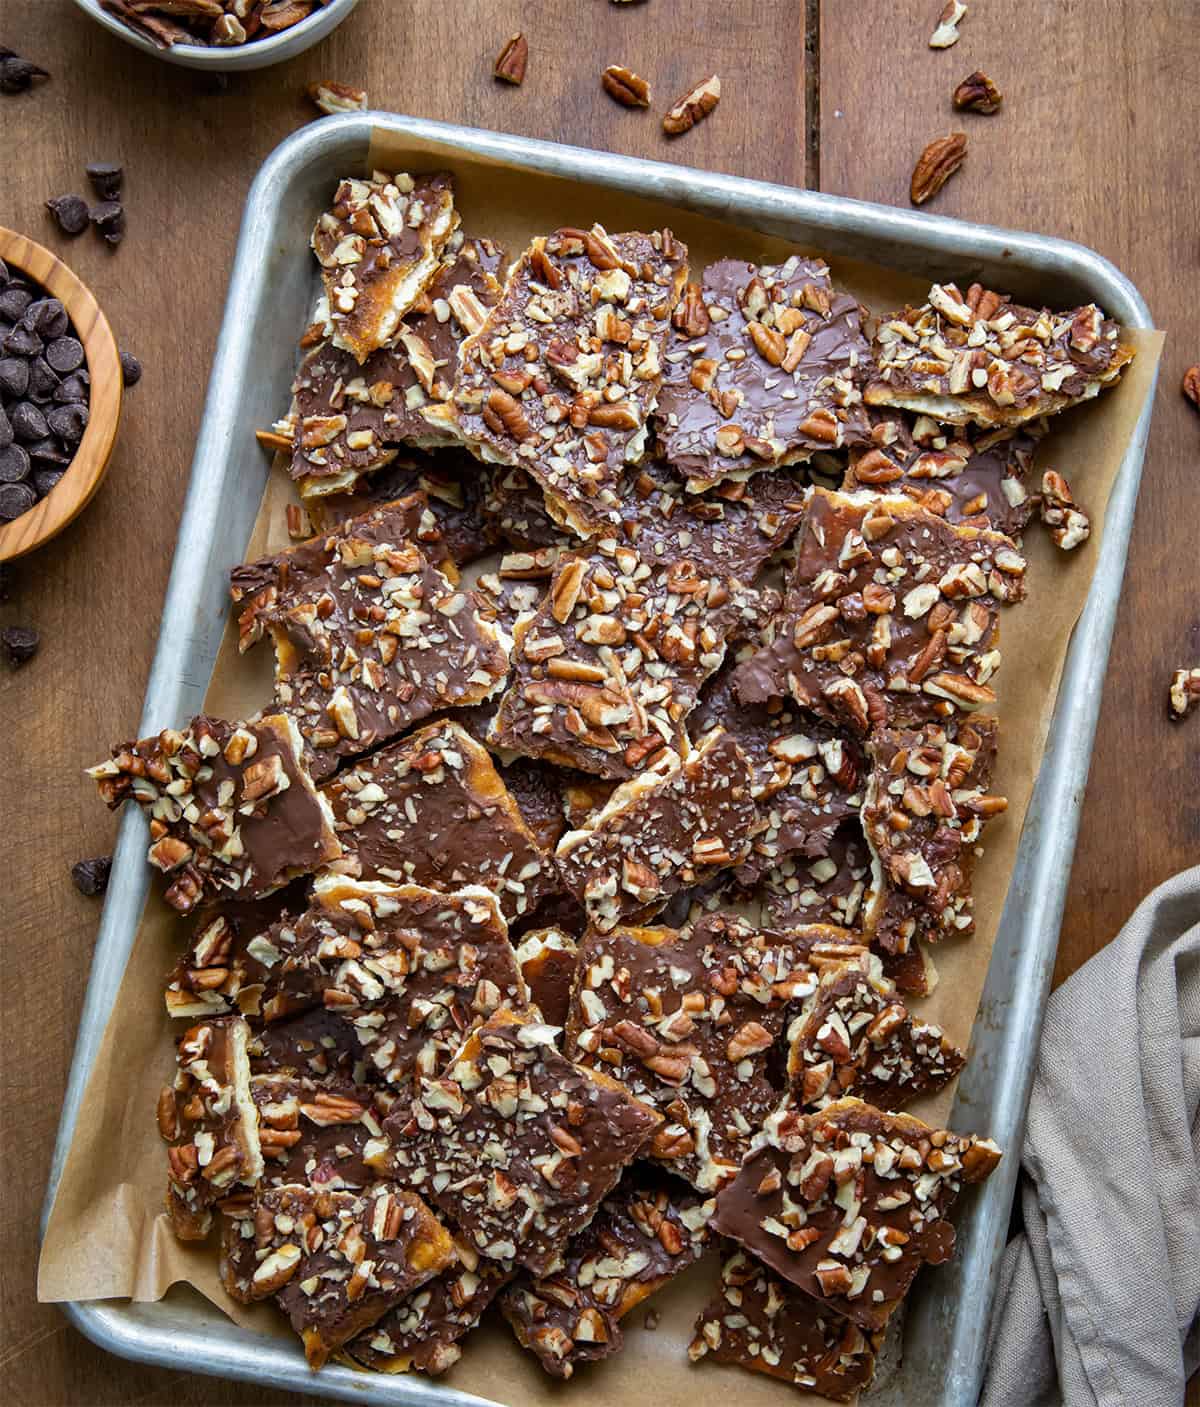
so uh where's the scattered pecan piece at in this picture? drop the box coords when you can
[306,79,368,116]
[1169,668,1200,721]
[929,0,967,48]
[663,74,721,135]
[494,33,529,85]
[910,132,967,205]
[953,70,1002,114]
[602,64,651,108]
[1183,365,1200,409]
[1039,470,1090,550]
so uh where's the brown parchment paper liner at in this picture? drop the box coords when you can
[39,125,1163,1407]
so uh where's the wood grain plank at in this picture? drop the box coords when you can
[0,2,807,1402]
[820,0,1200,986]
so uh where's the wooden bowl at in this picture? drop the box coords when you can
[0,227,123,561]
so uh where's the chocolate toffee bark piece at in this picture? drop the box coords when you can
[344,1237,514,1375]
[304,449,495,568]
[688,1248,880,1400]
[157,1016,263,1241]
[691,649,865,881]
[500,1172,714,1378]
[786,958,964,1111]
[251,1072,385,1193]
[863,715,1006,954]
[500,757,568,853]
[249,1005,367,1083]
[564,916,862,1190]
[321,719,555,923]
[866,281,1136,430]
[761,819,881,935]
[711,1097,1002,1331]
[845,409,1045,537]
[482,464,576,551]
[656,254,872,491]
[733,488,1027,734]
[312,172,460,364]
[424,225,688,537]
[230,498,508,782]
[286,238,504,495]
[514,927,579,1028]
[164,885,304,1021]
[229,1182,455,1366]
[89,714,340,915]
[381,1008,662,1275]
[261,875,526,1088]
[489,498,775,780]
[555,731,759,931]
[510,889,588,946]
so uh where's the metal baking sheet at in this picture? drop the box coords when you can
[40,112,1156,1407]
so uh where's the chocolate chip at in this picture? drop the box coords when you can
[0,258,9,287]
[55,371,89,403]
[0,55,49,95]
[1,323,41,358]
[24,297,68,339]
[0,443,30,482]
[86,162,123,202]
[45,193,90,237]
[0,357,29,398]
[45,336,83,373]
[10,402,47,442]
[0,287,31,321]
[32,466,66,494]
[48,401,88,443]
[71,855,112,896]
[27,356,60,401]
[30,438,71,467]
[90,200,126,246]
[0,482,36,520]
[1,624,40,664]
[0,405,10,450]
[119,351,142,387]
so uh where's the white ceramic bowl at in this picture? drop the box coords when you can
[72,0,360,71]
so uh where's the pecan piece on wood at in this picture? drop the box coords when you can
[494,33,529,85]
[602,64,651,108]
[307,79,368,115]
[1183,365,1200,409]
[1169,668,1200,721]
[1039,470,1090,551]
[910,132,967,205]
[663,74,721,135]
[952,70,1002,114]
[929,0,967,48]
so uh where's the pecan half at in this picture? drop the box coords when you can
[602,64,651,108]
[910,132,967,205]
[952,70,1002,113]
[1183,365,1200,409]
[663,74,721,135]
[307,79,368,116]
[494,33,529,85]
[929,0,967,48]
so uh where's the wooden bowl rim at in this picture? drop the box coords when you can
[0,226,123,562]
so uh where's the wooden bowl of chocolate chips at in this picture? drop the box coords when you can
[0,227,123,561]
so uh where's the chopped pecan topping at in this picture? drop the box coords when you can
[1039,469,1090,550]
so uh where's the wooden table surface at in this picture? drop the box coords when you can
[2,1,1197,1401]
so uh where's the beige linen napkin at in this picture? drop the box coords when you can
[983,866,1200,1406]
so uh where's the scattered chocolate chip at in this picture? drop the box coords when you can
[86,161,123,202]
[27,356,60,401]
[0,54,49,96]
[55,371,89,403]
[90,200,126,246]
[45,336,83,373]
[0,404,10,449]
[2,323,41,358]
[0,258,9,286]
[10,401,48,442]
[1,624,40,664]
[30,439,71,468]
[0,287,31,320]
[119,351,142,387]
[0,357,29,398]
[46,193,90,237]
[71,855,113,896]
[47,401,88,443]
[32,466,66,495]
[24,297,68,339]
[0,443,30,482]
[0,481,36,519]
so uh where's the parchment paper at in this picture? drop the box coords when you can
[39,127,1164,1407]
